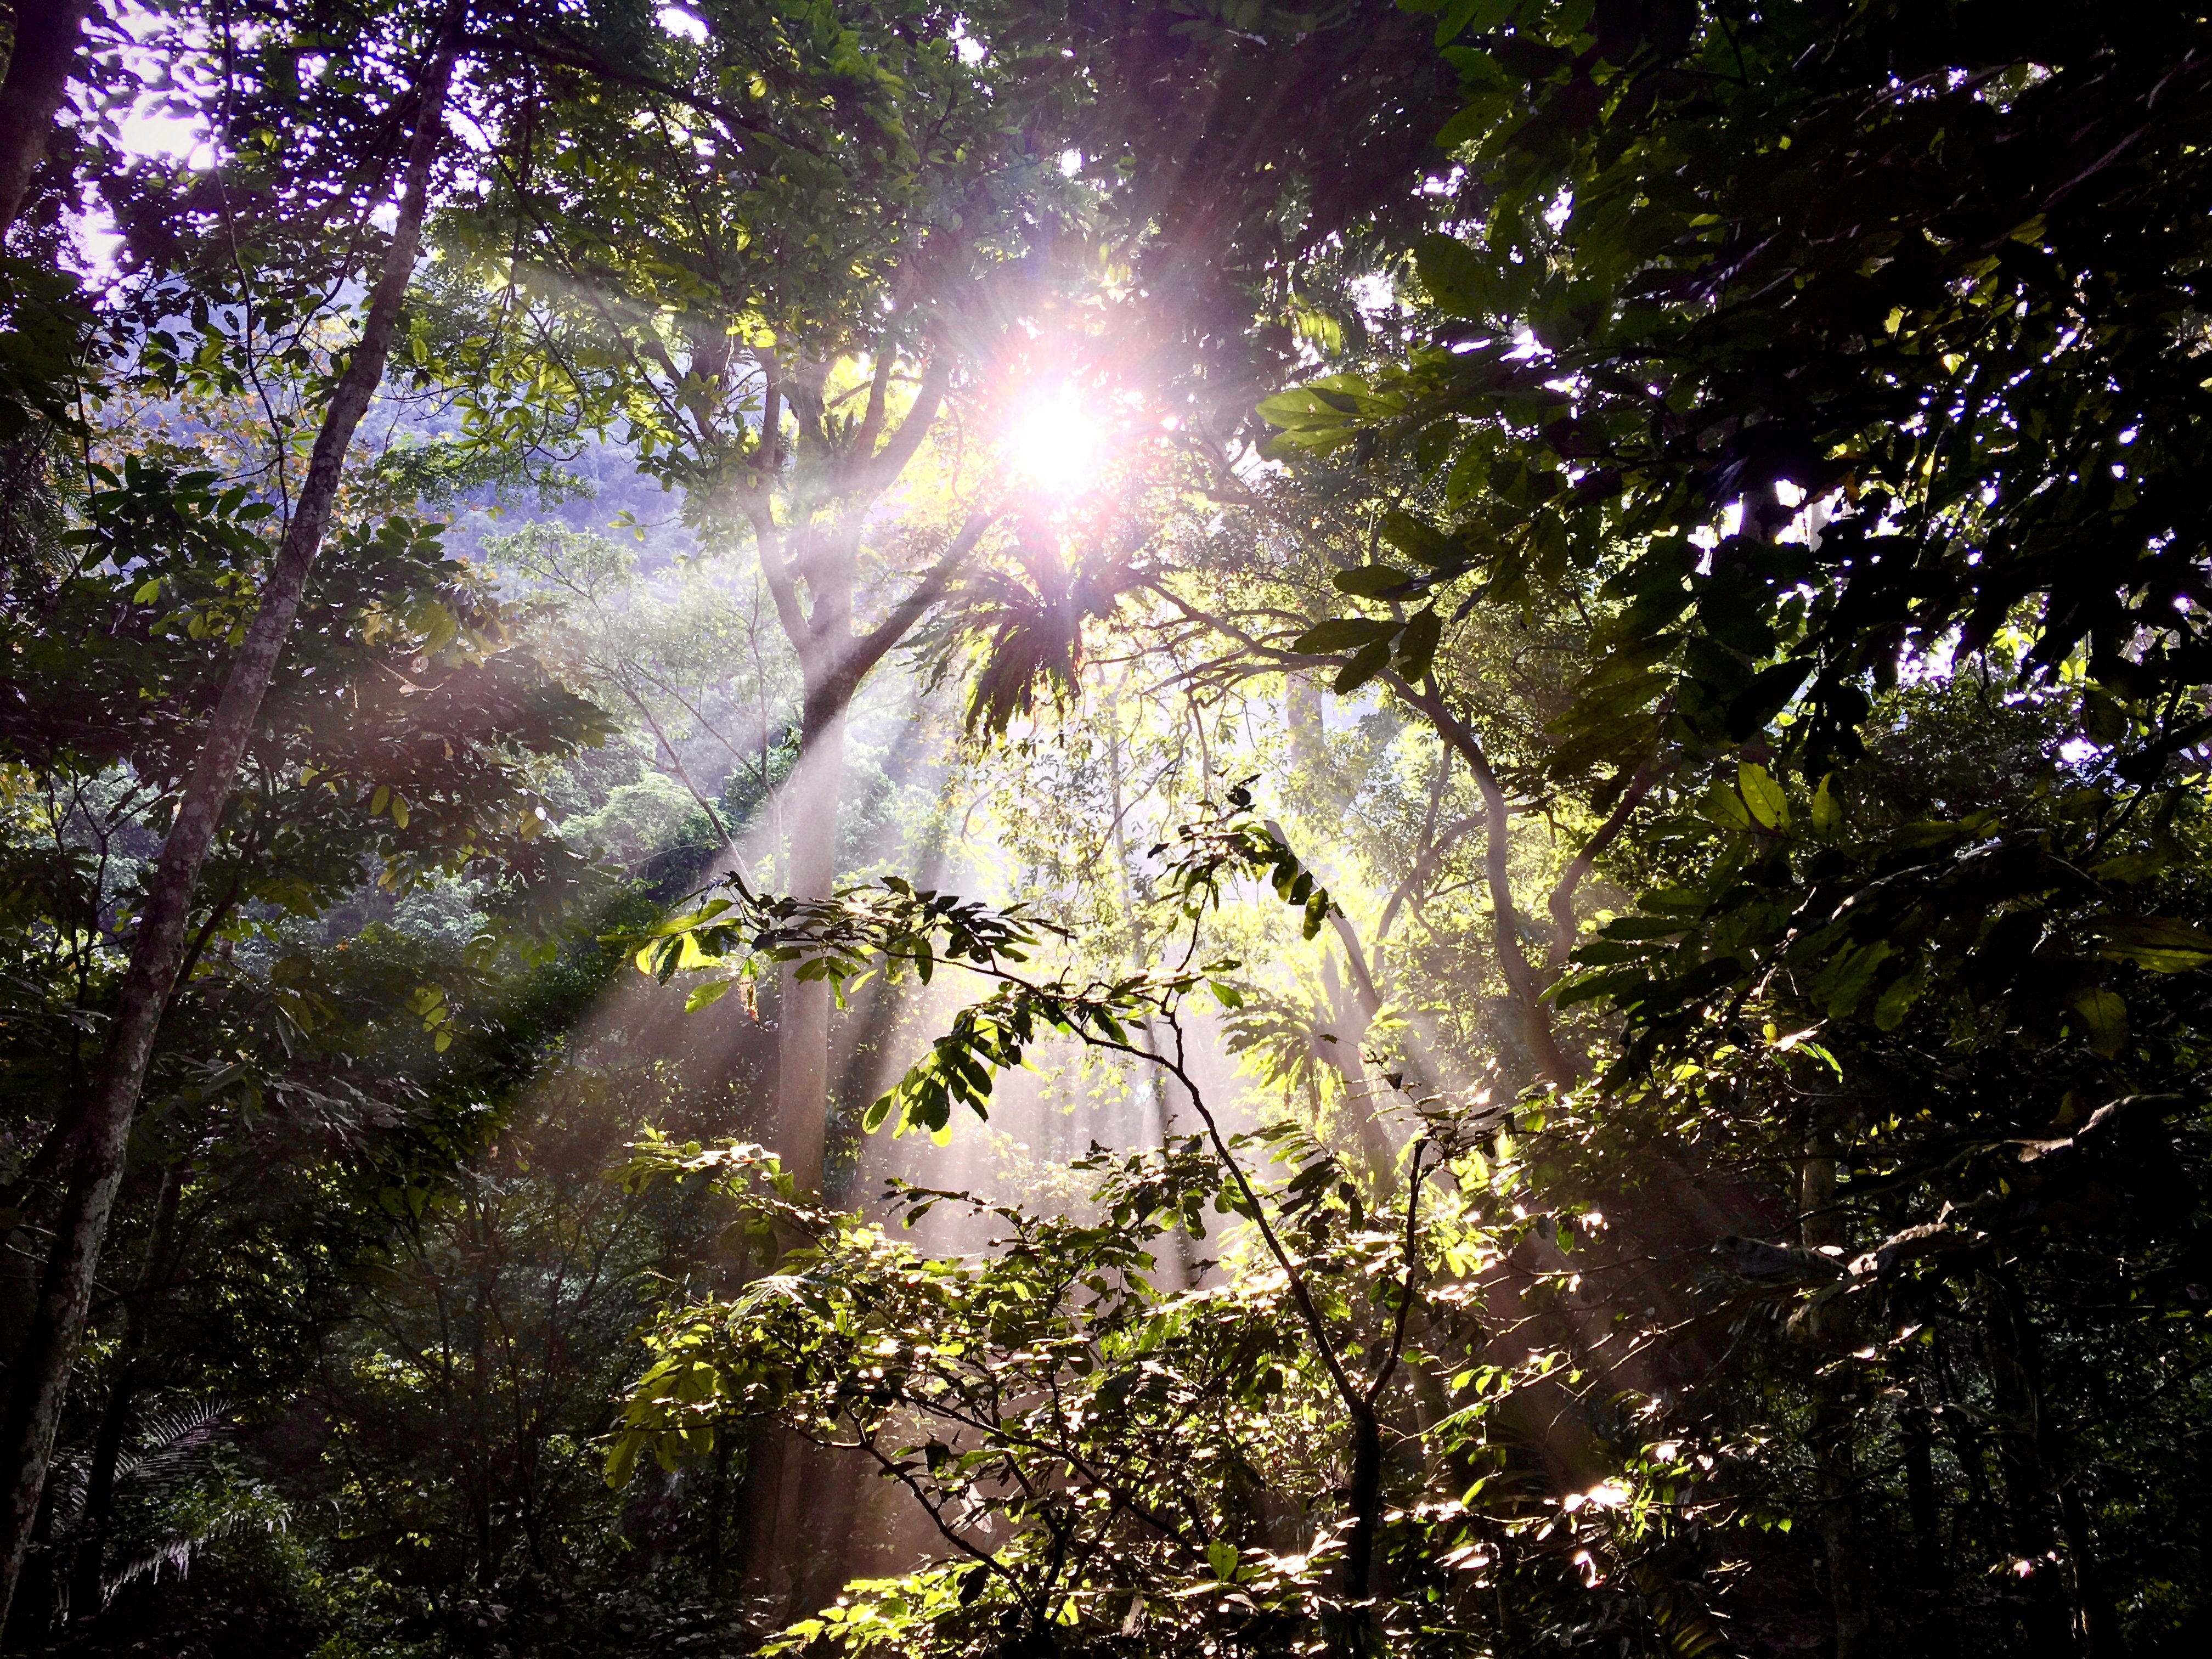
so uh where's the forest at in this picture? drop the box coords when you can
[0,2,2207,1656]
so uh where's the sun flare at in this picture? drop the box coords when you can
[1000,382,1109,499]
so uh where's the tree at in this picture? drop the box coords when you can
[0,4,473,1620]
[433,0,1472,1192]
[0,455,613,1634]
[1239,3,2212,1652]
[425,0,1093,1189]
[7,3,2212,1654]
[607,797,1736,1657]
[0,0,97,235]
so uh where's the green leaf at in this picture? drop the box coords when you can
[1256,387,1361,431]
[606,1434,641,1488]
[1809,772,1841,836]
[1698,778,1754,831]
[1335,639,1393,695]
[2069,986,2129,1058]
[1395,607,1443,680]
[1553,967,1650,1009]
[1333,565,1414,597]
[1738,763,1788,830]
[1434,0,1516,43]
[1821,940,1892,1019]
[685,979,734,1013]
[2092,917,2212,973]
[1598,915,1691,939]
[1871,964,1926,1031]
[1290,617,1396,654]
[1378,508,1456,567]
[1413,234,1494,320]
[2089,847,2172,884]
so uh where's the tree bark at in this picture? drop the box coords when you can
[1318,912,1399,1189]
[1981,1267,2115,1657]
[0,10,464,1624]
[1104,687,1200,1284]
[67,1163,180,1624]
[0,0,93,235]
[1545,752,1668,976]
[1340,1404,1384,1609]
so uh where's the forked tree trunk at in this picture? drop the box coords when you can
[0,11,463,1624]
[0,0,94,234]
[1386,674,1575,1089]
[759,511,988,1192]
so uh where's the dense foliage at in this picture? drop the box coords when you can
[1,3,2208,1658]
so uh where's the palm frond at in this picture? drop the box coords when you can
[914,529,1142,740]
[100,1482,291,1605]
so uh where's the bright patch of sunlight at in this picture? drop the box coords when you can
[1001,381,1109,499]
[656,7,708,42]
[116,110,208,163]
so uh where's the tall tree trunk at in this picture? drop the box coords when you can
[777,681,848,1196]
[1799,1107,1869,1659]
[1316,927,1396,1190]
[1104,689,1199,1284]
[1340,1404,1384,1610]
[0,12,463,1624]
[1982,1268,2115,1657]
[0,0,93,234]
[67,1164,180,1624]
[1901,1389,1940,1554]
[757,510,985,1193]
[753,659,855,1609]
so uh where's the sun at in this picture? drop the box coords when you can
[1000,381,1110,499]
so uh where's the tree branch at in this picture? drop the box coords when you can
[801,511,996,736]
[855,352,951,499]
[1545,752,1672,977]
[1383,670,1575,1090]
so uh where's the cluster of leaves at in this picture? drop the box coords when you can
[617,793,1336,1140]
[606,1111,1734,1659]
[611,1134,1353,1657]
[1212,4,2212,1652]
[602,780,1787,1655]
[1271,3,2212,786]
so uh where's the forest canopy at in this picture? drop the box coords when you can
[0,3,2208,1658]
